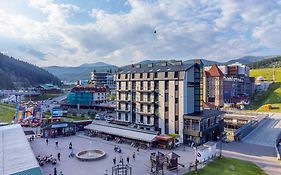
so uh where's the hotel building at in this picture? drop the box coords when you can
[115,60,208,142]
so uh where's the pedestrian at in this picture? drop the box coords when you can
[104,169,108,175]
[113,157,116,165]
[55,141,58,148]
[133,152,135,160]
[59,171,63,175]
[54,167,57,175]
[127,156,130,164]
[137,147,139,152]
[69,142,72,149]
[57,152,61,161]
[46,138,48,145]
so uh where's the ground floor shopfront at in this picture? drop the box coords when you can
[41,122,76,138]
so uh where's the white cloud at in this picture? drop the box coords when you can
[0,0,280,66]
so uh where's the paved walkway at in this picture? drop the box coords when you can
[30,133,195,175]
[223,142,281,175]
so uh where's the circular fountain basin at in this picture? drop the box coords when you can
[76,150,106,161]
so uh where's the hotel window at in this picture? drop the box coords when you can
[174,71,179,78]
[154,72,158,78]
[165,72,168,78]
[147,116,151,124]
[140,81,143,90]
[140,73,143,79]
[147,104,151,113]
[125,113,128,121]
[175,98,179,104]
[118,82,121,89]
[125,74,128,79]
[126,82,128,90]
[140,104,144,112]
[147,73,150,78]
[140,115,144,123]
[132,73,135,79]
[147,93,151,101]
[118,113,121,120]
[118,74,121,79]
[147,81,151,90]
[175,84,179,91]
[165,81,169,90]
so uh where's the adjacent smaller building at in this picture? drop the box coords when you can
[90,72,116,90]
[183,110,224,145]
[67,84,109,106]
[255,76,272,92]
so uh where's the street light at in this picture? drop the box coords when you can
[217,134,223,158]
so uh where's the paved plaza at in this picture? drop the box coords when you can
[30,132,196,175]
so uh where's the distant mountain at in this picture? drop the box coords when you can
[247,56,281,69]
[225,56,266,65]
[79,62,113,68]
[44,62,118,81]
[183,58,220,66]
[0,53,61,89]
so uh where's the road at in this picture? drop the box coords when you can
[222,142,281,175]
[242,113,281,147]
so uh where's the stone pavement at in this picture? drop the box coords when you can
[30,132,195,175]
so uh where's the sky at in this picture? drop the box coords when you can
[0,0,281,67]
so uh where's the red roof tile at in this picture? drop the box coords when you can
[206,64,224,77]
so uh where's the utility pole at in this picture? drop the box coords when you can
[273,64,276,82]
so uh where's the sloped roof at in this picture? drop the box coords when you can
[0,124,42,175]
[85,123,157,143]
[205,64,224,77]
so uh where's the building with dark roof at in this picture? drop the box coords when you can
[114,60,204,143]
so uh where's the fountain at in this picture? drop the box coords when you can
[76,141,106,161]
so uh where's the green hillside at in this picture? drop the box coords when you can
[249,68,281,111]
[248,56,281,69]
[0,53,61,89]
[250,68,281,82]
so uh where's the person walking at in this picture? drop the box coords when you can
[133,152,135,160]
[69,142,72,149]
[59,171,63,175]
[104,169,108,175]
[54,167,57,175]
[137,147,139,152]
[127,156,130,164]
[46,138,49,145]
[57,152,61,161]
[55,141,58,148]
[113,157,116,165]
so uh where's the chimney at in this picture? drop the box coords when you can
[175,60,182,66]
[148,63,154,67]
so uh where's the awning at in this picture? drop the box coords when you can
[0,124,42,175]
[85,123,157,143]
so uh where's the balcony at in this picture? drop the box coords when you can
[116,108,131,113]
[135,110,154,115]
[136,100,154,104]
[117,99,131,102]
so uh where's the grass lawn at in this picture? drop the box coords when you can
[0,105,15,123]
[248,68,281,112]
[186,157,267,175]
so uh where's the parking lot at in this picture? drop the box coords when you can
[30,132,196,175]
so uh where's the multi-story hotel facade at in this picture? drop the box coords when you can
[115,60,203,142]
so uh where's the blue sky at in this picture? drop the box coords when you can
[0,0,281,67]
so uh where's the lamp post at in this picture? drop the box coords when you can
[217,134,223,158]
[195,145,198,173]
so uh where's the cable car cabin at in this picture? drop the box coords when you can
[41,122,76,138]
